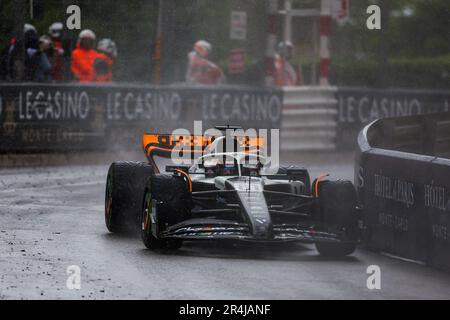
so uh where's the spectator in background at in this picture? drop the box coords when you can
[48,22,66,81]
[23,24,40,81]
[94,38,117,82]
[1,24,38,81]
[71,29,98,82]
[29,36,52,82]
[0,37,16,80]
[274,41,304,87]
[186,40,224,85]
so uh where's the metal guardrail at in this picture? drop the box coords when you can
[337,87,450,150]
[281,86,338,151]
[281,86,450,152]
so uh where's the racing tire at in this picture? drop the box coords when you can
[315,179,358,257]
[141,174,188,251]
[141,189,168,250]
[105,161,154,233]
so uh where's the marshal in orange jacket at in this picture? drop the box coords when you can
[71,45,100,82]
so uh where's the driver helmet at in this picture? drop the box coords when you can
[223,165,237,176]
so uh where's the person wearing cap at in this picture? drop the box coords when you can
[71,29,98,82]
[23,24,41,81]
[274,41,304,86]
[3,24,38,81]
[30,35,53,82]
[48,22,66,81]
[94,38,117,82]
[186,40,224,85]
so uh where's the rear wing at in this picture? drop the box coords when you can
[142,134,213,158]
[142,133,265,163]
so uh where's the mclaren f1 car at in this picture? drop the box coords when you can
[105,128,359,257]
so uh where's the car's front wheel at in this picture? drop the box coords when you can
[141,188,168,250]
[140,174,187,251]
[314,179,358,257]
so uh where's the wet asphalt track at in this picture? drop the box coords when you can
[1,152,450,299]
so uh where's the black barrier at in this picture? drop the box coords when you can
[0,83,103,152]
[0,83,283,153]
[338,87,450,150]
[356,112,450,271]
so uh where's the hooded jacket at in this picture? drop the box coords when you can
[71,43,100,82]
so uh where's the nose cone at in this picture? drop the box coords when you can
[225,177,272,239]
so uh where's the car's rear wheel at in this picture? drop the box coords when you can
[140,174,188,250]
[315,179,358,257]
[105,161,154,233]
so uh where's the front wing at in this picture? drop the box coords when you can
[158,190,354,244]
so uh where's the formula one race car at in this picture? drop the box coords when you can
[105,128,359,257]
